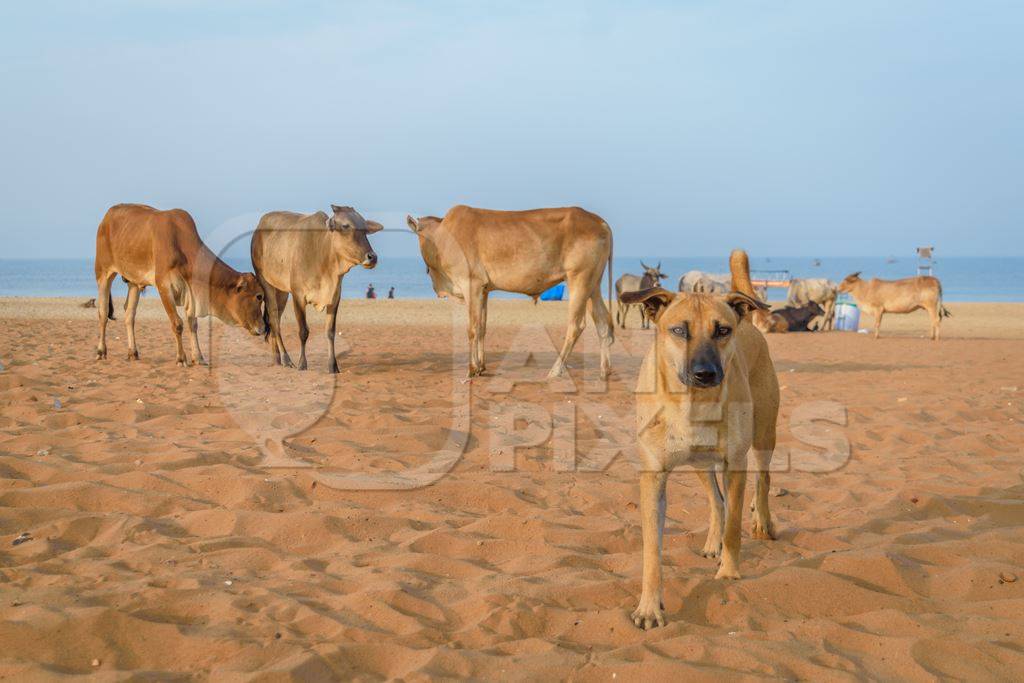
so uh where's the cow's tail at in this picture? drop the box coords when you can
[606,227,615,342]
[938,281,952,318]
[106,293,115,321]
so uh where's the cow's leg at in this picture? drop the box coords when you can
[184,289,206,366]
[261,279,292,367]
[156,281,188,366]
[95,270,116,360]
[124,284,141,360]
[547,274,590,379]
[292,296,309,371]
[588,287,613,380]
[324,286,341,374]
[873,310,884,339]
[929,304,940,341]
[466,284,486,377]
[478,289,490,373]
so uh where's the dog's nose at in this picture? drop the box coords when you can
[690,362,721,387]
[364,252,377,268]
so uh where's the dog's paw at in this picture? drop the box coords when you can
[631,597,666,630]
[752,518,776,540]
[700,537,722,558]
[715,564,741,580]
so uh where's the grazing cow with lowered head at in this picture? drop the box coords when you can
[94,204,266,365]
[616,262,668,329]
[786,278,837,330]
[839,273,951,340]
[251,205,381,373]
[407,205,614,378]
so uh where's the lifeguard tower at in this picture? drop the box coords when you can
[916,246,935,276]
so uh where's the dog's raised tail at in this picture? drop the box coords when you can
[729,249,758,299]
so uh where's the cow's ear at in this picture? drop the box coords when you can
[235,276,247,293]
[621,287,675,322]
[726,291,769,319]
[365,220,383,234]
[406,215,420,233]
[331,204,344,214]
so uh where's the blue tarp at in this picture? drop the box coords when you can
[539,283,566,301]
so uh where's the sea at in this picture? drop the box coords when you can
[0,256,1021,302]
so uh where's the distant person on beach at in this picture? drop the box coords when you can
[366,283,376,299]
[387,286,395,299]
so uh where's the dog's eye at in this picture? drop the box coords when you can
[669,324,689,339]
[714,324,732,338]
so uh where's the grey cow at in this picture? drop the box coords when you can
[615,261,668,329]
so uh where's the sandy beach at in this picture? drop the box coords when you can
[1,297,1023,679]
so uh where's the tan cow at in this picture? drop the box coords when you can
[251,205,381,373]
[786,278,837,330]
[838,272,951,339]
[407,205,614,378]
[94,204,266,365]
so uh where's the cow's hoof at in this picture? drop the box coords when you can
[96,350,107,360]
[195,357,208,367]
[631,598,666,630]
[327,364,339,374]
[127,351,139,361]
[297,360,307,371]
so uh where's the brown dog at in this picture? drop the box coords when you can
[620,250,780,630]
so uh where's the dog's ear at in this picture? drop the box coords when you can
[621,286,675,322]
[726,291,769,319]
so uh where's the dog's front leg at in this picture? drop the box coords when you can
[696,467,725,557]
[716,464,747,580]
[632,471,668,629]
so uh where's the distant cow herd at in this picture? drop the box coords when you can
[94,202,950,375]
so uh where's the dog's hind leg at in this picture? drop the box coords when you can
[696,466,725,558]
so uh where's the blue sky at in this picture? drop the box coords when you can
[1,1,1021,258]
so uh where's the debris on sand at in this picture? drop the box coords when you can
[999,572,1018,584]
[81,299,97,309]
[12,532,32,546]
[770,487,788,497]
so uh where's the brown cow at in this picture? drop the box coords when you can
[251,206,381,373]
[407,205,614,378]
[838,272,951,339]
[94,204,266,365]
